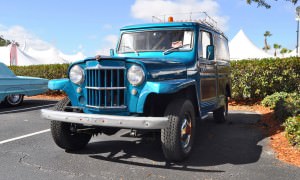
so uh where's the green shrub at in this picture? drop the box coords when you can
[274,93,300,121]
[230,57,300,100]
[265,92,300,121]
[284,116,300,147]
[9,64,69,79]
[261,92,289,108]
[285,93,300,116]
[274,99,292,122]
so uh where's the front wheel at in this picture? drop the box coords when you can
[50,97,92,151]
[51,121,92,151]
[3,94,24,106]
[161,99,196,161]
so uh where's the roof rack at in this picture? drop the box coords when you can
[152,12,221,33]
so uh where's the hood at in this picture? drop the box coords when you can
[126,58,187,81]
[77,56,187,81]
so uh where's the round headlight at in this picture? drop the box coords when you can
[69,65,84,85]
[127,65,145,86]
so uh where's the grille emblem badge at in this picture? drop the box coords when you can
[95,55,101,60]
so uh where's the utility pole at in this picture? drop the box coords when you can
[296,6,300,57]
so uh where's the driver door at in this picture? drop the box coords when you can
[198,31,217,115]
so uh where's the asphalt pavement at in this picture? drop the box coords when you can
[0,99,299,180]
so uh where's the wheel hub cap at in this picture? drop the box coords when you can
[181,114,192,149]
[8,94,20,103]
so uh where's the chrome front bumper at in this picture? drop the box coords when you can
[41,109,169,129]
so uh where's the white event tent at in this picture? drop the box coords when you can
[287,48,297,57]
[0,44,86,66]
[229,30,273,60]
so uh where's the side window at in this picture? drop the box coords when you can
[198,31,212,60]
[215,35,230,60]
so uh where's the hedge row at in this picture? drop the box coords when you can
[8,57,300,100]
[230,57,300,99]
[9,64,69,79]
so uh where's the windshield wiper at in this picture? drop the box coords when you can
[123,46,139,56]
[163,44,191,55]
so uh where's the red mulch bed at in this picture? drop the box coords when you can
[25,94,66,101]
[229,100,300,167]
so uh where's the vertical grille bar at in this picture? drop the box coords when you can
[117,69,120,106]
[93,70,95,106]
[97,71,101,106]
[123,70,126,103]
[104,70,107,107]
[111,69,113,106]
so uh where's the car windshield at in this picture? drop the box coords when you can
[118,30,194,53]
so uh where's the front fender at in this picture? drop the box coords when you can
[136,79,196,113]
[48,78,69,91]
[48,78,79,106]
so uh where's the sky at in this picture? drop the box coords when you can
[0,0,299,56]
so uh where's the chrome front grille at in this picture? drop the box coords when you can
[85,66,126,109]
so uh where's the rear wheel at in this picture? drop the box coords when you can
[161,99,196,161]
[3,94,24,106]
[213,97,228,123]
[50,97,92,151]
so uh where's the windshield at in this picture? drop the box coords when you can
[118,30,194,53]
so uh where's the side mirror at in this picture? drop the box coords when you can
[206,45,215,60]
[110,49,115,56]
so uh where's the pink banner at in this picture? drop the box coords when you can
[10,43,18,66]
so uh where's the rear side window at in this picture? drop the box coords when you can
[214,35,230,60]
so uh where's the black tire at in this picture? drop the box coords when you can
[3,94,24,106]
[50,97,92,151]
[161,99,196,161]
[213,97,228,123]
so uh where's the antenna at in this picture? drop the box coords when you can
[152,16,163,22]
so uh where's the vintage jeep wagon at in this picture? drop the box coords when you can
[42,18,231,161]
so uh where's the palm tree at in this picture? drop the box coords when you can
[280,48,288,58]
[263,31,272,52]
[273,43,281,57]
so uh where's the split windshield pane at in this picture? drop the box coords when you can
[118,30,194,53]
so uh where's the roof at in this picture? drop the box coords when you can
[121,22,223,35]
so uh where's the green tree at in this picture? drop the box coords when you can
[0,36,19,47]
[246,0,298,9]
[280,48,290,57]
[0,35,11,47]
[273,43,282,57]
[263,31,272,52]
